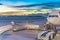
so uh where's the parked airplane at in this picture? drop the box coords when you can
[47,9,60,25]
[45,9,60,33]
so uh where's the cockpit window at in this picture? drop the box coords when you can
[49,15,58,17]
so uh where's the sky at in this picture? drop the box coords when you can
[0,0,60,6]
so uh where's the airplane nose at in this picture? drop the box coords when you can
[47,18,58,24]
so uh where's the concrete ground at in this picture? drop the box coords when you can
[0,30,39,40]
[0,30,60,40]
[53,35,60,40]
[0,23,60,40]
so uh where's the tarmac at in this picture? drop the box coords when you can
[0,29,60,40]
[0,24,60,40]
[53,35,60,40]
[0,30,39,40]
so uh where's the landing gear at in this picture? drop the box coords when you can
[49,33,55,40]
[45,24,57,38]
[49,36,51,40]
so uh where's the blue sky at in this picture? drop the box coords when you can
[0,0,60,6]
